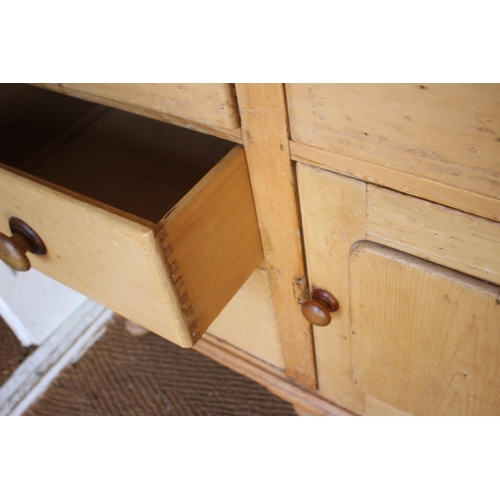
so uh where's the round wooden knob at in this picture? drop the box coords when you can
[0,217,47,272]
[301,289,339,327]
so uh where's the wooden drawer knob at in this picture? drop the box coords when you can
[301,289,339,327]
[0,217,47,272]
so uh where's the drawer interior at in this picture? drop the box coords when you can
[0,84,234,222]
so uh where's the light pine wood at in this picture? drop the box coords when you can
[363,395,410,416]
[194,333,354,416]
[235,83,316,389]
[290,141,500,223]
[9,83,498,415]
[157,146,263,340]
[36,83,242,134]
[208,267,285,370]
[297,163,366,414]
[293,404,316,416]
[0,164,191,345]
[0,146,261,347]
[0,87,263,347]
[350,242,500,416]
[0,86,262,348]
[367,185,500,285]
[27,107,234,223]
[287,84,500,200]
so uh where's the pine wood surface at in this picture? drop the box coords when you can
[363,395,410,416]
[0,164,192,344]
[367,185,500,285]
[235,84,316,389]
[27,107,234,222]
[287,84,500,200]
[1,146,261,347]
[36,83,241,131]
[350,242,500,416]
[297,163,366,413]
[5,83,499,414]
[297,163,500,415]
[157,146,263,340]
[208,268,285,370]
[290,141,500,223]
[0,86,262,348]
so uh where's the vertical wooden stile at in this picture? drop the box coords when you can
[235,84,316,389]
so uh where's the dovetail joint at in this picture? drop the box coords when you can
[158,226,199,338]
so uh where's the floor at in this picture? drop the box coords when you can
[1,315,297,416]
[0,316,35,386]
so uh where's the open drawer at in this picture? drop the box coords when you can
[36,83,240,131]
[0,85,262,347]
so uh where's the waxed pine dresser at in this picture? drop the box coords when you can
[1,83,499,415]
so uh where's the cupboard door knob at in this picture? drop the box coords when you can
[301,289,339,326]
[0,217,47,272]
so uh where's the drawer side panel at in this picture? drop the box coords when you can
[158,146,264,339]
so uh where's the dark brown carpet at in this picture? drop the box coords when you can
[24,316,297,416]
[0,316,34,386]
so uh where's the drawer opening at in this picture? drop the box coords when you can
[0,84,263,347]
[0,84,235,223]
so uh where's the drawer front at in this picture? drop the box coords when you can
[287,84,500,201]
[0,146,262,348]
[0,165,182,339]
[37,83,240,131]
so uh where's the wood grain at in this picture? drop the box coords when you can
[208,268,285,370]
[350,242,500,416]
[287,84,500,200]
[363,395,410,416]
[290,141,500,223]
[0,145,262,348]
[36,83,242,133]
[235,83,316,389]
[297,163,366,413]
[0,165,191,346]
[0,86,261,348]
[158,146,263,341]
[367,185,500,285]
[28,107,234,223]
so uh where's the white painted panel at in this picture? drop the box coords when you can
[0,299,112,416]
[0,262,88,346]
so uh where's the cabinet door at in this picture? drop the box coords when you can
[298,164,367,414]
[298,162,500,416]
[351,241,500,416]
